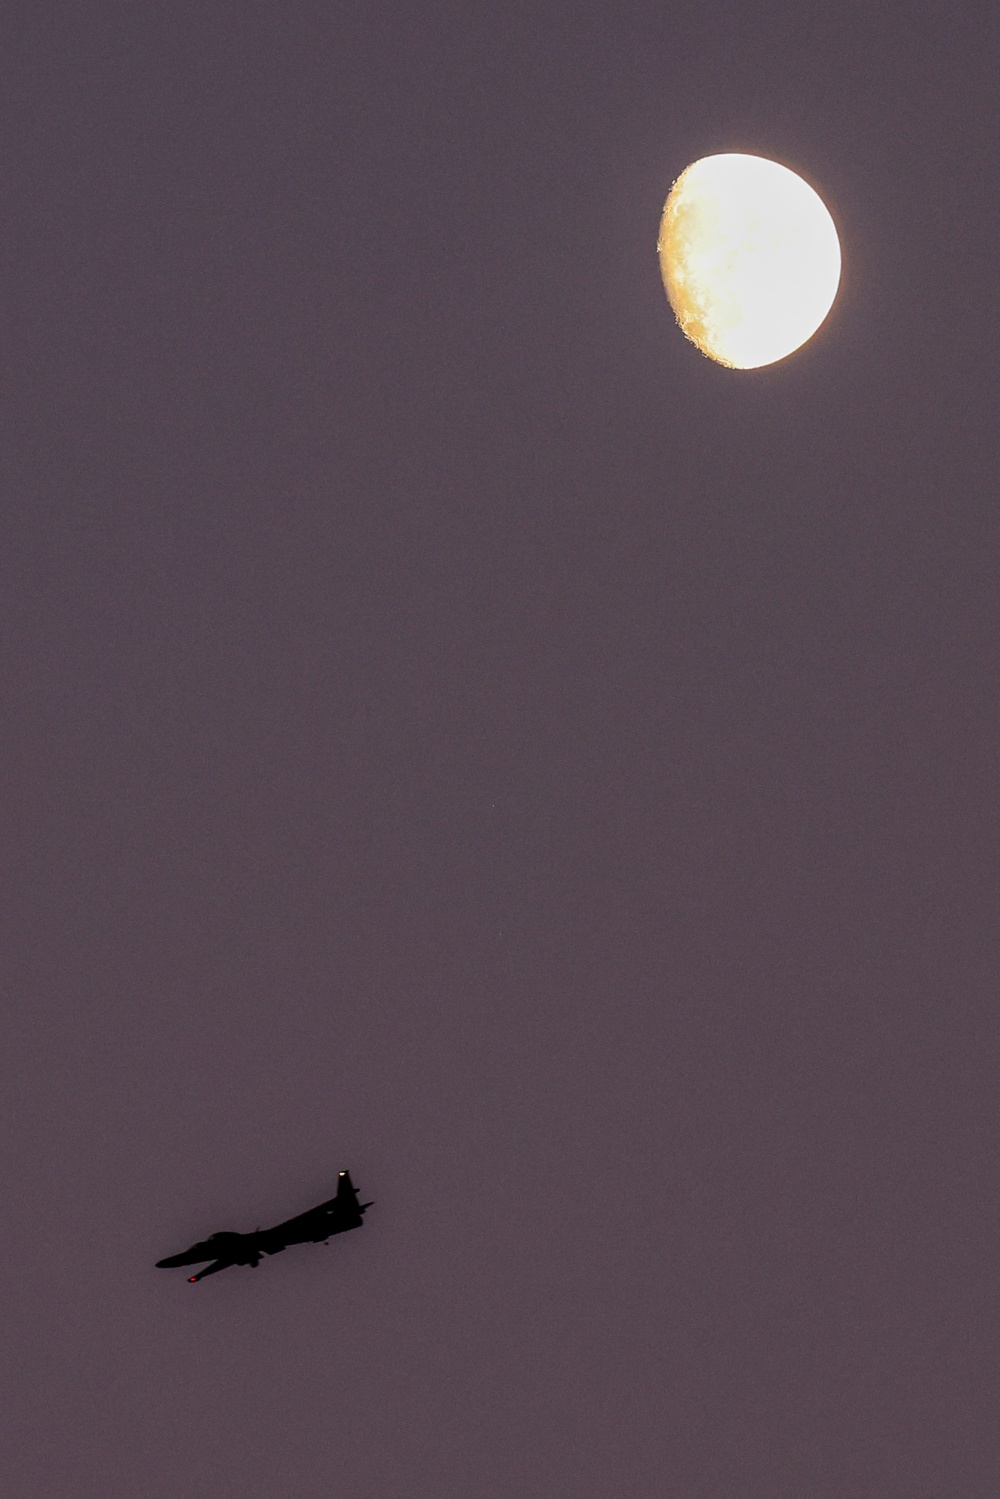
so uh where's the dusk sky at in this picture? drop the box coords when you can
[4,4,1000,1495]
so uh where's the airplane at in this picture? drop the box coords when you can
[156,1170,372,1283]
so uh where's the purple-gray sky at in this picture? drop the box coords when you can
[4,3,999,1495]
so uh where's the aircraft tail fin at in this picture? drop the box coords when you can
[335,1170,371,1222]
[336,1170,359,1202]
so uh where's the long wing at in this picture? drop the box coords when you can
[186,1259,234,1283]
[156,1239,220,1269]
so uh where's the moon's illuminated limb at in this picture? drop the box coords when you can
[658,154,842,369]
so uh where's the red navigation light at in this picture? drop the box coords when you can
[188,1276,197,1283]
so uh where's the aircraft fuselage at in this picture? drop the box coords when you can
[156,1171,371,1283]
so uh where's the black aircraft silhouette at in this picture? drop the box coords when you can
[156,1170,372,1283]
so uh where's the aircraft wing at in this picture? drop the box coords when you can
[156,1239,220,1269]
[187,1259,235,1282]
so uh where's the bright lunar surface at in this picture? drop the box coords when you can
[658,153,842,369]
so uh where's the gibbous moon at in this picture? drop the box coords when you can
[658,153,841,369]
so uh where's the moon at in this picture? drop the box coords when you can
[657,153,842,369]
